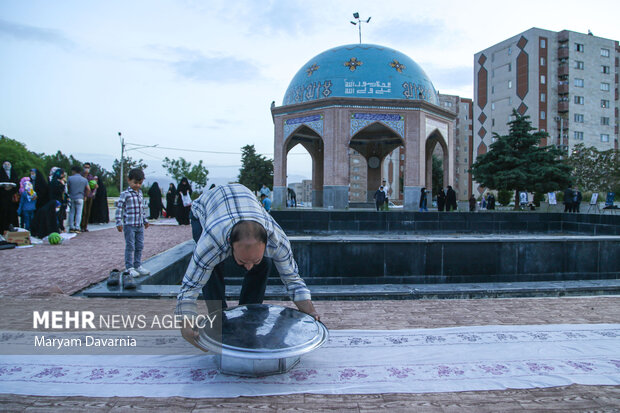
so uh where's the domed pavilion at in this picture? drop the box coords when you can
[271,43,455,210]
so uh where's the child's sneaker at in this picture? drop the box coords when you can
[123,271,137,289]
[127,268,140,277]
[106,269,120,286]
[135,266,150,276]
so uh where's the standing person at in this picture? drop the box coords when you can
[419,187,428,212]
[148,182,164,220]
[49,168,68,232]
[110,168,150,287]
[0,161,19,232]
[177,184,319,349]
[574,187,582,213]
[446,185,457,211]
[260,194,271,212]
[166,183,177,219]
[437,188,446,212]
[17,181,37,231]
[487,193,496,210]
[259,183,271,199]
[175,177,192,225]
[382,179,389,211]
[90,178,109,224]
[563,186,574,213]
[287,187,297,207]
[67,165,90,233]
[469,195,477,212]
[373,185,386,211]
[80,162,97,232]
[30,169,49,211]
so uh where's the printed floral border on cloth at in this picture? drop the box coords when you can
[0,324,619,398]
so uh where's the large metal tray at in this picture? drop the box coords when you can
[196,304,328,377]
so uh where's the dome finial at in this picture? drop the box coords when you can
[349,12,371,44]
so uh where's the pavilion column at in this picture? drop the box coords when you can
[273,118,287,209]
[322,108,349,209]
[403,111,423,210]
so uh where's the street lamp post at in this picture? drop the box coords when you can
[350,12,371,44]
[118,132,158,194]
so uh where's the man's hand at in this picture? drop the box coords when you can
[144,222,149,229]
[294,299,321,322]
[116,225,123,232]
[180,326,204,349]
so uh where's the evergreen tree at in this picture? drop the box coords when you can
[111,157,148,191]
[469,110,571,208]
[0,135,46,176]
[567,143,619,193]
[237,145,273,192]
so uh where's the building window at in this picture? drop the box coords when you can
[601,99,610,108]
[491,85,495,94]
[575,60,584,69]
[574,113,584,123]
[353,158,360,164]
[602,65,610,74]
[540,75,546,84]
[574,95,584,104]
[508,46,512,55]
[601,117,610,125]
[540,57,546,66]
[601,82,610,91]
[492,118,495,126]
[492,69,495,78]
[574,131,584,140]
[574,78,584,87]
[352,167,359,172]
[353,175,360,180]
[508,63,512,72]
[353,183,359,188]
[601,48,610,57]
[575,43,584,52]
[540,111,546,120]
[508,80,512,89]
[400,154,405,160]
[491,102,495,110]
[601,134,610,142]
[540,38,546,48]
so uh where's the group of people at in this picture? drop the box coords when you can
[373,179,391,211]
[146,178,195,225]
[0,160,109,238]
[468,192,497,212]
[563,186,583,213]
[435,186,459,212]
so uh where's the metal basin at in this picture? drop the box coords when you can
[196,304,328,377]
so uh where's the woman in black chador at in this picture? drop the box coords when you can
[29,168,49,211]
[0,161,19,232]
[166,183,177,219]
[89,179,109,224]
[148,182,164,219]
[175,178,192,225]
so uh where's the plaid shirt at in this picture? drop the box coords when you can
[175,184,311,317]
[115,188,147,227]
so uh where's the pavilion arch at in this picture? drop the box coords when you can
[424,128,449,193]
[283,125,324,207]
[349,121,405,202]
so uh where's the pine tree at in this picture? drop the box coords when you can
[237,145,273,192]
[469,110,571,208]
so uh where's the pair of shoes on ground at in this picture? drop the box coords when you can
[69,228,81,233]
[106,266,150,289]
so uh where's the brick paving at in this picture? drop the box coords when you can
[0,225,192,296]
[1,295,619,411]
[0,228,619,411]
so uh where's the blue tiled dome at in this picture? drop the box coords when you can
[283,44,438,106]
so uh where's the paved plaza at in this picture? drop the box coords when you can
[0,225,619,411]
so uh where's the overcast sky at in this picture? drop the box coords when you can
[1,0,619,183]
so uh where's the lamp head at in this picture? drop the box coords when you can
[353,12,359,19]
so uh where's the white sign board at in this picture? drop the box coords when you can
[548,192,557,205]
[590,193,599,205]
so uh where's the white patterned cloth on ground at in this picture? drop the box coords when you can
[0,324,618,398]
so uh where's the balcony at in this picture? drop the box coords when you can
[558,65,569,76]
[558,101,569,112]
[556,118,569,130]
[558,47,569,59]
[558,83,569,94]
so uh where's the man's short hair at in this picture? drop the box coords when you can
[128,168,145,181]
[230,220,267,245]
[83,162,91,167]
[71,165,82,173]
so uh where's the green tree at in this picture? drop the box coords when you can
[237,145,273,192]
[41,150,82,176]
[469,110,571,208]
[431,154,443,196]
[567,143,619,192]
[162,157,209,190]
[0,135,46,177]
[110,157,148,191]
